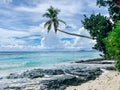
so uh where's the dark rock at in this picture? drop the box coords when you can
[5,63,102,90]
[75,58,105,63]
[39,67,102,90]
[7,73,20,79]
[65,66,102,79]
[100,61,114,64]
[7,69,64,79]
[103,66,116,70]
[21,69,64,79]
[40,75,77,90]
[75,58,115,65]
[7,69,44,79]
[4,86,24,90]
[20,69,44,79]
[0,77,3,79]
[44,69,64,75]
[86,68,102,80]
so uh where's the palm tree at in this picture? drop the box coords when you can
[43,6,93,39]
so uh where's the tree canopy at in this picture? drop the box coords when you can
[43,6,65,33]
[104,21,120,71]
[97,0,120,21]
[82,14,113,57]
[104,21,120,58]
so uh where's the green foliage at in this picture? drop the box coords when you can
[96,0,107,7]
[82,14,113,57]
[104,21,120,58]
[104,21,120,71]
[115,58,120,72]
[43,6,66,33]
[96,0,120,21]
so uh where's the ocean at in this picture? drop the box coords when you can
[0,51,101,76]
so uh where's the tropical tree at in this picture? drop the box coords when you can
[104,21,120,71]
[82,14,113,58]
[96,0,120,21]
[43,6,93,39]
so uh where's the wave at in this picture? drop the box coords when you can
[0,63,26,70]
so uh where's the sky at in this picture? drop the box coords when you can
[0,0,109,51]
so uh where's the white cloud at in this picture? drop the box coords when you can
[0,0,109,51]
[0,28,29,38]
[14,0,108,24]
[73,27,96,50]
[15,0,82,15]
[0,22,96,51]
[41,31,64,49]
[0,28,29,47]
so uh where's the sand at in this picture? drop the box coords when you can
[66,70,120,90]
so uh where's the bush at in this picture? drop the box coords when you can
[104,21,120,71]
[82,14,113,58]
[115,58,120,72]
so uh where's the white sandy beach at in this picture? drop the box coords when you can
[66,70,120,90]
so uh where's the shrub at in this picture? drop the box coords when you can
[82,14,113,58]
[115,58,120,72]
[104,21,120,71]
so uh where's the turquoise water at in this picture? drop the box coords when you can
[0,51,101,76]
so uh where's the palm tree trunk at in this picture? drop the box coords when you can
[57,29,93,39]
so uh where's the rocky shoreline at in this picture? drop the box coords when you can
[0,58,115,90]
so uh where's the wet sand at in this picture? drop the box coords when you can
[66,70,120,90]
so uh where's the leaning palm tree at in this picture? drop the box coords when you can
[43,6,93,39]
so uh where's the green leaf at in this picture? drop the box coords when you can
[43,6,65,33]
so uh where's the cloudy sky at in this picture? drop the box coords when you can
[0,0,108,51]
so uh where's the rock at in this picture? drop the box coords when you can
[38,67,102,90]
[21,69,64,79]
[5,86,24,90]
[7,69,64,79]
[75,58,115,65]
[101,61,114,64]
[7,69,44,79]
[0,77,3,79]
[64,66,102,79]
[44,69,64,75]
[75,58,105,63]
[7,73,20,79]
[86,68,102,80]
[39,75,77,90]
[103,66,116,70]
[20,69,45,79]
[5,63,102,90]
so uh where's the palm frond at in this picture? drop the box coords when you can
[53,23,57,33]
[53,19,59,33]
[44,20,52,28]
[47,6,60,18]
[58,19,66,25]
[43,13,51,18]
[47,23,52,33]
[54,19,59,26]
[43,6,64,33]
[47,6,54,15]
[54,9,60,16]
